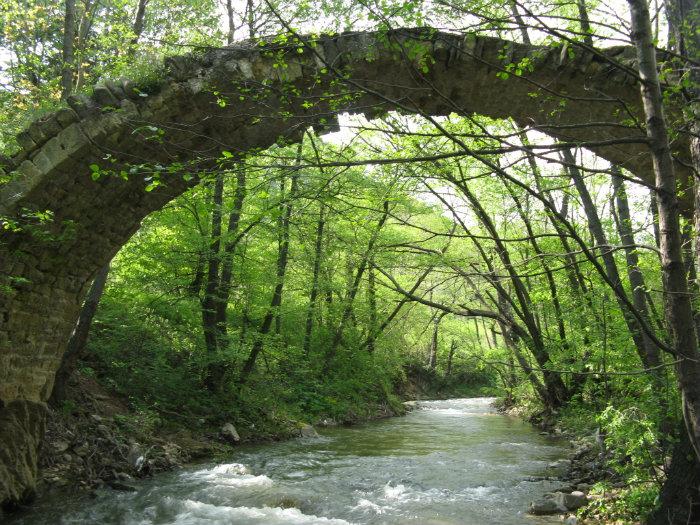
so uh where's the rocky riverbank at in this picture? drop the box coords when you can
[526,436,617,522]
[37,374,239,501]
[500,405,628,523]
[24,371,403,513]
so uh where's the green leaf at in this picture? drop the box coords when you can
[144,180,161,192]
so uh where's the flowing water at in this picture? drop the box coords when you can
[10,398,570,525]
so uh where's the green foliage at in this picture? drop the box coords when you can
[597,405,662,480]
[3,3,689,523]
[584,482,659,523]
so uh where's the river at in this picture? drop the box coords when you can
[9,398,569,525]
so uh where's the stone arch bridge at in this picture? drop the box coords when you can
[0,27,689,507]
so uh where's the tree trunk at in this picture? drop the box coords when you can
[214,169,247,340]
[446,339,456,376]
[646,424,700,524]
[131,0,148,48]
[576,0,593,46]
[238,168,299,384]
[366,255,378,354]
[505,182,569,350]
[225,0,236,44]
[428,311,446,370]
[302,202,326,356]
[325,200,391,369]
[201,174,224,370]
[510,1,531,44]
[628,0,700,464]
[453,172,569,406]
[61,0,76,100]
[566,150,664,375]
[49,264,110,406]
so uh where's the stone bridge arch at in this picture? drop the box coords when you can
[0,27,688,506]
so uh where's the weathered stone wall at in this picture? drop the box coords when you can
[0,28,684,507]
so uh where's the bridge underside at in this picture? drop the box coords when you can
[0,28,687,506]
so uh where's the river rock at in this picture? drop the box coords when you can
[220,423,241,443]
[557,490,587,510]
[547,459,571,470]
[529,489,587,515]
[114,472,134,483]
[299,424,319,438]
[127,443,145,471]
[528,497,565,515]
[107,480,137,492]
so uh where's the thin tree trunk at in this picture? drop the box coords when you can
[49,264,110,406]
[610,171,665,370]
[650,191,662,249]
[61,0,76,99]
[325,200,391,369]
[238,168,299,384]
[565,150,664,375]
[366,256,378,354]
[215,169,247,340]
[274,172,287,336]
[446,339,456,376]
[323,266,334,328]
[612,169,671,433]
[302,202,326,356]
[202,174,224,363]
[576,0,593,46]
[428,311,446,370]
[505,182,569,350]
[510,1,531,44]
[225,0,236,44]
[131,0,148,48]
[246,0,255,39]
[188,251,205,297]
[452,170,569,406]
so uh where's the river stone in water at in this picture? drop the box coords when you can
[299,423,319,438]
